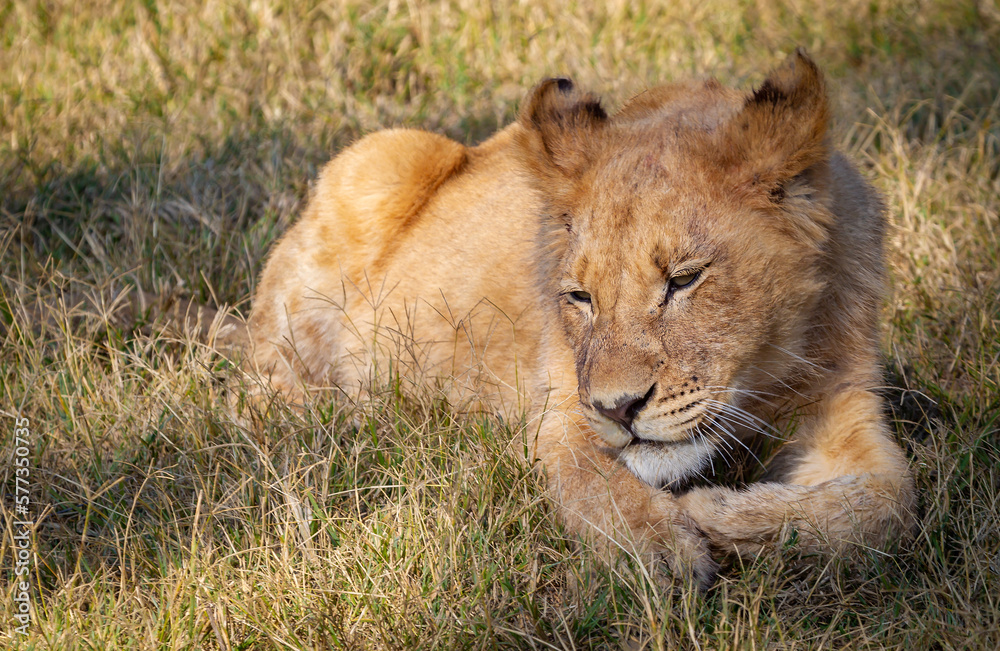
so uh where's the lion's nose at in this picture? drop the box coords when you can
[593,385,655,432]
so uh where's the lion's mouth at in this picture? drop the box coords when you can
[586,400,713,449]
[627,435,684,448]
[584,402,719,487]
[626,409,708,445]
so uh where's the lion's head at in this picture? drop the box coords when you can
[517,51,840,487]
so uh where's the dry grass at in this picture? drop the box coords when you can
[2,0,999,649]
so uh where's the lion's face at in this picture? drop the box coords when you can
[557,160,826,487]
[518,61,833,487]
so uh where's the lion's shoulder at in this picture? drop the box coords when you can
[308,129,468,264]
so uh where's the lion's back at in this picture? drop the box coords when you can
[248,125,552,403]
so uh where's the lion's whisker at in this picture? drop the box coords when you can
[705,385,782,408]
[767,343,824,370]
[704,414,764,469]
[702,399,785,442]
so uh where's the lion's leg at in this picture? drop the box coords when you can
[248,308,377,407]
[247,242,382,405]
[677,388,915,558]
[534,410,718,588]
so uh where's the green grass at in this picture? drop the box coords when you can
[2,0,999,648]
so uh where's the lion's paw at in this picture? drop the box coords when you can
[649,493,719,591]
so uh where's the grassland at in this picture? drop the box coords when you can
[1,0,998,648]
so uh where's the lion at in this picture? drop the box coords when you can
[246,50,916,587]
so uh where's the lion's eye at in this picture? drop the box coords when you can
[569,290,592,303]
[670,271,699,289]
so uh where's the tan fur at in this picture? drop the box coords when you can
[247,51,915,587]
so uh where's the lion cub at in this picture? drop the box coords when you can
[248,50,915,586]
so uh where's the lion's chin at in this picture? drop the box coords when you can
[618,438,716,489]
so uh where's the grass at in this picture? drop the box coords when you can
[1,0,998,648]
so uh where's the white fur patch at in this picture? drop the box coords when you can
[618,437,716,489]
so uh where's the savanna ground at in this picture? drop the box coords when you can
[1,0,999,648]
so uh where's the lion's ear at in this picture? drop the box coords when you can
[517,77,608,181]
[720,49,830,201]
